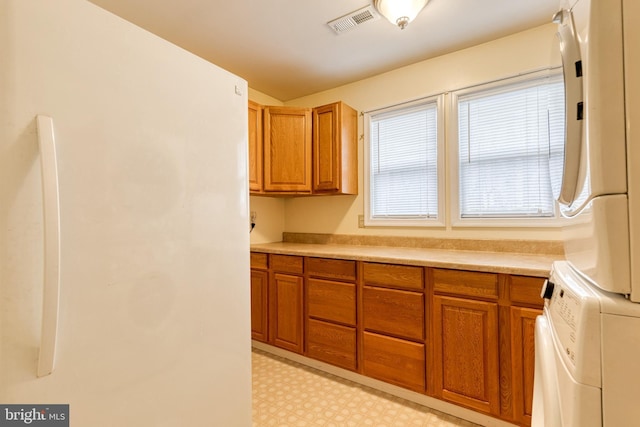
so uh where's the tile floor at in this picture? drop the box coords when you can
[252,349,481,427]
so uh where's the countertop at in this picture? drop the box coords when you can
[250,241,561,277]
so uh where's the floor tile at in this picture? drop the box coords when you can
[252,349,481,427]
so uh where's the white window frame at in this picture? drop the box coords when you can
[364,95,446,227]
[448,72,564,227]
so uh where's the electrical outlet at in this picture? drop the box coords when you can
[250,211,257,222]
[358,215,364,228]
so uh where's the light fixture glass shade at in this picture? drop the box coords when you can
[374,0,430,29]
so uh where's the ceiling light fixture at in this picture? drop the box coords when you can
[374,0,430,29]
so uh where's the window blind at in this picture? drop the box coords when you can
[369,102,438,219]
[457,77,565,218]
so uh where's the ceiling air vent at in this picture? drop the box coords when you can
[327,5,380,34]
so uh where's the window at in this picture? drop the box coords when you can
[363,72,564,228]
[364,97,444,226]
[452,75,565,222]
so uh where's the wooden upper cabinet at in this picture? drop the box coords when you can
[247,100,357,196]
[248,101,263,193]
[263,106,312,193]
[312,102,358,195]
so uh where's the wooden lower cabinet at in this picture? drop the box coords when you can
[270,272,304,354]
[432,295,500,415]
[251,253,543,426]
[361,263,426,392]
[306,271,357,370]
[511,306,540,426]
[250,269,269,342]
[362,331,426,393]
[307,319,356,370]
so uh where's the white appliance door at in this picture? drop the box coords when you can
[562,195,631,295]
[533,313,602,427]
[551,7,584,207]
[532,315,562,427]
[0,0,252,426]
[552,0,626,215]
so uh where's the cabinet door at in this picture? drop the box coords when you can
[511,306,540,427]
[248,101,263,193]
[263,106,312,193]
[270,272,304,354]
[250,269,268,342]
[312,102,357,194]
[432,295,500,415]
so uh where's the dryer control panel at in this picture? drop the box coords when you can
[546,261,602,388]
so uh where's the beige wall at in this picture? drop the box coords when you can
[249,195,286,243]
[248,88,283,106]
[251,23,564,243]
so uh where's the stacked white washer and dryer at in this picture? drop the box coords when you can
[534,263,640,426]
[532,0,640,425]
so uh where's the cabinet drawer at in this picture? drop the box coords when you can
[362,331,425,393]
[270,254,303,274]
[432,269,498,300]
[250,252,268,270]
[363,262,424,290]
[307,319,356,371]
[307,257,357,281]
[308,279,356,326]
[510,275,545,307]
[363,286,424,341]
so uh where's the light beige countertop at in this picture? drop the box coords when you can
[250,241,561,277]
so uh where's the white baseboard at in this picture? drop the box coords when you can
[251,341,518,427]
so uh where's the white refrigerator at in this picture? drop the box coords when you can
[0,0,252,425]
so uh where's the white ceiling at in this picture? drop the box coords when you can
[88,0,560,101]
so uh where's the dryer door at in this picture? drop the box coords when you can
[533,307,602,427]
[532,314,562,427]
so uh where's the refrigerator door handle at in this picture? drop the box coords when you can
[36,115,61,377]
